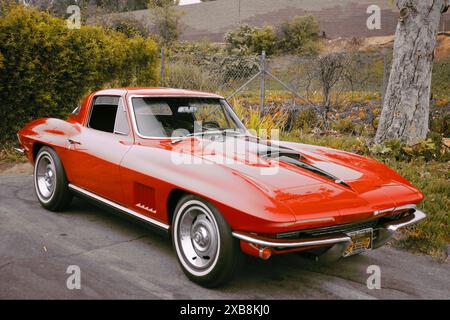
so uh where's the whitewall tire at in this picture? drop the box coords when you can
[34,146,72,211]
[172,195,243,287]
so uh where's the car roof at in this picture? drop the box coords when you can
[93,87,224,99]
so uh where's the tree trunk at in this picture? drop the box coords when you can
[375,0,448,145]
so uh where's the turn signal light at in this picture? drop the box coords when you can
[259,247,272,260]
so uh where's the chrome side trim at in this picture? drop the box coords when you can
[386,209,426,232]
[68,184,170,231]
[374,203,417,216]
[394,204,417,212]
[373,208,394,216]
[297,217,335,224]
[14,147,25,154]
[232,231,351,248]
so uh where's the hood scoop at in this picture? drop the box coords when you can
[261,147,352,189]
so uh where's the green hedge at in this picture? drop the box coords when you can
[224,16,320,56]
[0,5,159,143]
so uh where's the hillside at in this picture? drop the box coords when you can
[112,0,450,41]
[323,33,449,61]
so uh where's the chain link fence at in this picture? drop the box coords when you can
[163,50,260,94]
[162,49,389,98]
[160,48,448,131]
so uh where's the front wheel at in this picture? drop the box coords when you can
[34,146,72,211]
[172,195,243,287]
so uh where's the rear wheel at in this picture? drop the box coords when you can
[34,146,72,211]
[172,195,243,287]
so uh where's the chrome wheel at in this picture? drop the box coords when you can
[174,200,220,277]
[35,152,56,203]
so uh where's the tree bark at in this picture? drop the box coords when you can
[375,0,448,145]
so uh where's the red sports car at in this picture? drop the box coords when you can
[17,87,426,287]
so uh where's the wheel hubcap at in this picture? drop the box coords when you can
[36,154,56,200]
[178,205,219,271]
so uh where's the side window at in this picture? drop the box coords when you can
[114,98,130,135]
[88,96,129,135]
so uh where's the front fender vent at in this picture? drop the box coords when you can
[134,183,156,215]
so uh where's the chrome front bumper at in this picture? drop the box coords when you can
[372,208,427,249]
[232,208,426,260]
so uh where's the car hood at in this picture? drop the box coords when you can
[167,135,423,225]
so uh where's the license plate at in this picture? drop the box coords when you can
[343,228,373,257]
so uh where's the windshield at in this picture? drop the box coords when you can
[131,97,246,138]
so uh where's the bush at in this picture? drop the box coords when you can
[432,60,450,99]
[166,62,217,92]
[332,117,357,134]
[224,24,255,54]
[430,111,450,137]
[370,139,440,162]
[169,45,260,92]
[231,98,288,133]
[249,25,277,55]
[171,40,223,62]
[211,55,259,84]
[224,24,277,55]
[0,5,159,143]
[279,15,320,55]
[104,16,151,38]
[291,108,318,133]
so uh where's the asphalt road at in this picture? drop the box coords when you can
[0,173,449,299]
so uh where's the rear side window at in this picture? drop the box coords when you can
[88,96,129,135]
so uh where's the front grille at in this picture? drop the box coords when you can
[276,219,380,239]
[275,210,416,240]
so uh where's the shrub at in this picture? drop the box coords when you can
[104,16,151,38]
[279,15,320,55]
[168,41,259,92]
[431,59,450,99]
[166,62,217,92]
[148,0,182,46]
[249,25,277,55]
[332,117,356,134]
[224,24,277,55]
[211,55,259,84]
[430,112,450,137]
[0,5,159,143]
[291,108,318,133]
[371,139,439,162]
[224,24,255,54]
[231,98,288,133]
[171,40,223,62]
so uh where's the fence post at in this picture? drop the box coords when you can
[160,46,165,87]
[260,50,266,115]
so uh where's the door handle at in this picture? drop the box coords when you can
[67,138,81,145]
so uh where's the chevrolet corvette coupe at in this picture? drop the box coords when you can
[17,87,426,287]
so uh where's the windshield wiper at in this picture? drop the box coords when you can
[170,129,244,145]
[170,130,224,144]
